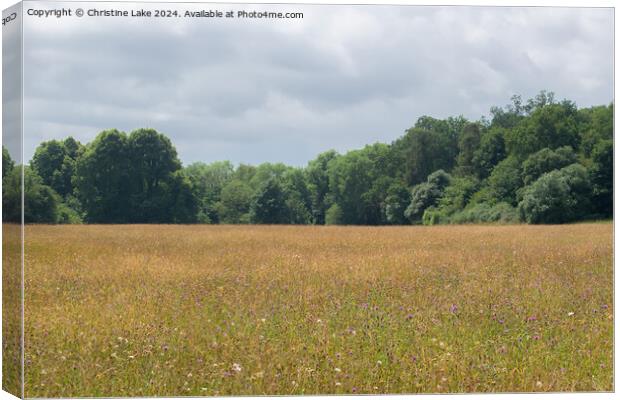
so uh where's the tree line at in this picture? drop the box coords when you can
[2,91,613,225]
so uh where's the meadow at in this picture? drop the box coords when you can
[19,223,613,396]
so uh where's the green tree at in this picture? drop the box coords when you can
[2,146,14,180]
[487,156,522,206]
[436,176,480,216]
[521,146,577,185]
[31,137,83,198]
[184,161,234,223]
[506,101,580,159]
[250,179,289,224]
[306,150,339,224]
[518,163,592,224]
[325,203,343,225]
[404,170,451,223]
[126,128,184,223]
[577,103,613,157]
[233,164,257,183]
[327,146,394,225]
[489,95,527,129]
[282,168,312,224]
[249,163,290,190]
[168,171,199,223]
[3,166,59,223]
[74,129,130,223]
[384,182,411,225]
[327,150,374,224]
[455,123,481,177]
[472,127,506,178]
[362,175,394,225]
[395,127,457,186]
[589,139,613,217]
[216,180,253,224]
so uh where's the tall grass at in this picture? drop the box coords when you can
[20,223,612,396]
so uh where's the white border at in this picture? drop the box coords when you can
[0,1,616,399]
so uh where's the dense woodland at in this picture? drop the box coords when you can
[2,91,613,225]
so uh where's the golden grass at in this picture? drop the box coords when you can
[17,223,613,396]
[3,224,22,397]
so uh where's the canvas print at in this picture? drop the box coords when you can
[1,1,614,397]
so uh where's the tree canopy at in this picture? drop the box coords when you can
[2,92,613,225]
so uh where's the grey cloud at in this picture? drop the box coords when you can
[3,2,23,162]
[17,3,613,167]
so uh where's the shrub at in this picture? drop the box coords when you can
[518,163,592,224]
[487,156,522,206]
[57,203,83,224]
[325,204,344,225]
[521,146,577,185]
[450,202,519,224]
[422,207,447,225]
[405,170,452,223]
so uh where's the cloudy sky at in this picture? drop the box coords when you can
[15,2,614,166]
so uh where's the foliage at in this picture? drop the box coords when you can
[56,202,83,224]
[449,202,519,224]
[472,127,506,179]
[73,129,197,223]
[404,170,451,223]
[250,179,289,224]
[487,156,522,206]
[12,91,613,225]
[521,146,577,185]
[217,180,253,224]
[184,161,235,223]
[306,150,339,225]
[518,163,592,224]
[395,126,456,186]
[506,100,579,159]
[577,104,613,157]
[31,137,83,198]
[455,123,481,177]
[3,166,59,223]
[384,182,411,225]
[325,203,344,225]
[73,129,131,223]
[3,146,15,180]
[126,128,187,223]
[421,206,447,225]
[589,139,613,217]
[327,145,396,225]
[435,176,480,217]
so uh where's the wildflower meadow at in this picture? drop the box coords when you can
[18,223,613,396]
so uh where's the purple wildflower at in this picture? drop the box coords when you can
[450,304,458,313]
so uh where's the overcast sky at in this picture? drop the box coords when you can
[14,2,614,166]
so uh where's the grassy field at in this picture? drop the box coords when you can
[17,223,613,396]
[3,224,22,397]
